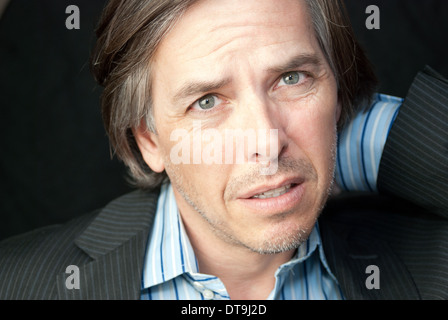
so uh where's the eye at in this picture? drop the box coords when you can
[278,71,306,87]
[191,94,223,111]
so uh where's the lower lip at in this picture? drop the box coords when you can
[237,183,306,214]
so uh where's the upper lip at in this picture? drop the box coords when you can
[238,176,304,199]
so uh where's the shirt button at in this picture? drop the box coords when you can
[193,282,204,291]
[203,289,214,300]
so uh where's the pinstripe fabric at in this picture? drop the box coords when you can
[321,66,448,300]
[140,183,344,300]
[320,193,448,300]
[56,189,158,299]
[336,93,403,192]
[0,189,157,299]
[375,66,448,299]
[0,212,96,299]
[378,66,448,220]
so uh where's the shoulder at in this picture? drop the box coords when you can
[0,210,98,299]
[0,188,159,260]
[0,188,160,299]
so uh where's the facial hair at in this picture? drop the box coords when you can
[164,139,337,255]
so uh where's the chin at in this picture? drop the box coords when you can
[247,217,316,255]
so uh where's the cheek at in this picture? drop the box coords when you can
[306,107,338,151]
[286,97,339,172]
[157,125,231,195]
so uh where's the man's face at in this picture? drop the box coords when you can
[140,0,340,254]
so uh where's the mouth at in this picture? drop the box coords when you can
[240,177,304,200]
[237,178,306,213]
[250,183,297,199]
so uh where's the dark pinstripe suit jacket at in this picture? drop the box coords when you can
[1,67,447,300]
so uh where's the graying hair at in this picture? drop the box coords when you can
[91,0,377,189]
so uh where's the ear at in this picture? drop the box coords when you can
[132,123,165,173]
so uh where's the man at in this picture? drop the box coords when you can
[0,0,447,300]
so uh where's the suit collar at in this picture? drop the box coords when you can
[74,189,159,259]
[57,188,160,299]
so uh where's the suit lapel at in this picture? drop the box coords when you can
[319,217,420,299]
[56,189,159,299]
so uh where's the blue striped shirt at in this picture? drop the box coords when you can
[336,93,403,192]
[140,93,402,300]
[141,183,344,300]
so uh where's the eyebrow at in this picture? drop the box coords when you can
[171,77,231,106]
[267,53,323,74]
[171,53,323,106]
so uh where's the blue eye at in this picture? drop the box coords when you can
[278,71,305,86]
[198,94,216,109]
[192,94,223,111]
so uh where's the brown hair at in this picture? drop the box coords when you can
[91,0,377,189]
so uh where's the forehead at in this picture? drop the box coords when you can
[159,0,314,57]
[152,0,320,99]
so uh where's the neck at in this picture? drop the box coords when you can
[194,239,295,299]
[179,209,295,300]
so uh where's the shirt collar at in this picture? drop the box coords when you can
[142,183,198,289]
[277,222,339,284]
[142,182,338,289]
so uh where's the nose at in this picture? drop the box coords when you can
[233,92,289,174]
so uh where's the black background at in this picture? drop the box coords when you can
[1,0,447,241]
